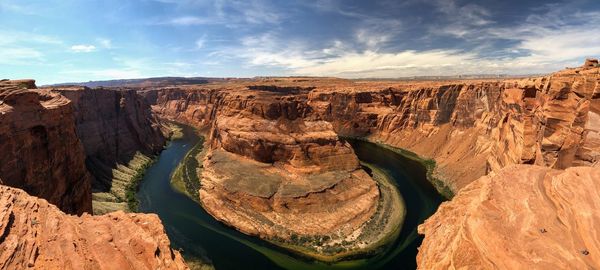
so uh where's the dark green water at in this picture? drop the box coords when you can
[137,125,444,270]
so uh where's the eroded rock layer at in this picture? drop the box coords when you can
[143,84,388,257]
[0,184,187,270]
[140,62,600,259]
[51,86,166,213]
[416,165,600,269]
[0,80,92,215]
[201,89,383,256]
[147,62,600,194]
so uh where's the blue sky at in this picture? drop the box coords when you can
[1,0,599,84]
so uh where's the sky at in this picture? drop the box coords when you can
[1,0,600,85]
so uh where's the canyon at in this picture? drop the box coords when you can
[0,80,186,269]
[143,59,599,265]
[0,58,598,269]
[55,86,166,214]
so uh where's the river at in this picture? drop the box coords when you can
[137,125,444,270]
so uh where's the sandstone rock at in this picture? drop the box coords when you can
[0,80,92,215]
[144,60,600,261]
[146,84,385,258]
[584,58,599,69]
[416,165,600,269]
[51,86,166,213]
[0,184,188,270]
[201,87,381,248]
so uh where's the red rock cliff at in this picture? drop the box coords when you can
[147,63,599,193]
[0,184,187,270]
[0,80,92,215]
[53,87,166,191]
[307,64,599,190]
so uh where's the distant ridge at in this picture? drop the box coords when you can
[47,76,225,88]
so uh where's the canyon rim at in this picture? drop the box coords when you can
[1,0,600,269]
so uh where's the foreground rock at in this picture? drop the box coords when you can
[416,165,600,269]
[0,80,92,214]
[0,184,188,269]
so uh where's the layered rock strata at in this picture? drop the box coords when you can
[52,86,167,214]
[309,63,600,190]
[416,165,600,269]
[0,80,92,215]
[201,89,387,258]
[0,184,187,270]
[147,61,600,194]
[144,85,391,258]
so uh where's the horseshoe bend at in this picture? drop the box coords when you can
[1,60,599,269]
[2,1,600,269]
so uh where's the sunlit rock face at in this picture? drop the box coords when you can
[0,80,92,215]
[0,184,188,270]
[307,62,600,190]
[416,165,600,269]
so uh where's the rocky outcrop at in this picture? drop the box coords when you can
[0,184,187,270]
[0,80,92,215]
[51,86,167,214]
[416,165,600,269]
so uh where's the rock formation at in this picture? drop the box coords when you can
[143,60,600,262]
[146,85,389,258]
[147,61,600,194]
[0,184,187,270]
[416,165,600,269]
[52,86,166,214]
[0,80,92,215]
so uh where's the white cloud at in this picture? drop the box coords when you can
[0,30,63,46]
[169,16,212,25]
[0,1,37,15]
[0,30,58,65]
[97,38,112,49]
[354,18,400,50]
[195,35,206,49]
[159,0,282,27]
[70,45,96,53]
[0,48,43,65]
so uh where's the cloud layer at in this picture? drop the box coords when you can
[1,0,599,84]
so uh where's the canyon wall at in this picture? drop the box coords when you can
[0,80,92,215]
[52,86,167,214]
[0,184,187,270]
[307,65,600,190]
[144,85,387,258]
[56,86,166,171]
[147,62,599,193]
[143,60,599,264]
[0,80,189,269]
